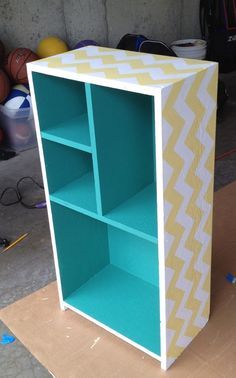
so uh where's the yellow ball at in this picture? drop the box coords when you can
[37,36,68,58]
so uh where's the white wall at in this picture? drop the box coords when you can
[0,0,201,52]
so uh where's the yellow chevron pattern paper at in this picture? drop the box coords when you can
[161,65,218,369]
[35,46,215,88]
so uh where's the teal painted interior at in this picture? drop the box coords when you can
[50,203,160,354]
[50,172,97,213]
[106,182,157,239]
[85,83,103,214]
[42,140,96,212]
[50,193,157,243]
[41,114,91,153]
[89,84,155,215]
[32,73,90,149]
[66,265,160,355]
[33,74,160,356]
[108,226,158,286]
[51,203,109,298]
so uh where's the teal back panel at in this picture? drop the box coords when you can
[42,140,92,193]
[89,85,154,214]
[108,226,159,287]
[32,73,87,130]
[51,203,110,298]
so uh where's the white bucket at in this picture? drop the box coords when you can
[171,39,207,60]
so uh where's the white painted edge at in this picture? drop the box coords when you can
[27,63,162,96]
[63,301,161,362]
[154,94,167,370]
[27,68,65,311]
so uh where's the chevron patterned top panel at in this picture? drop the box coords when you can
[32,46,216,90]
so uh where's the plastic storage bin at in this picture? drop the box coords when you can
[0,105,37,151]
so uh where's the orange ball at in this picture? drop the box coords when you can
[0,69,10,103]
[4,48,39,84]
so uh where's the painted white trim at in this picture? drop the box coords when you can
[27,68,65,311]
[63,301,161,362]
[154,94,167,370]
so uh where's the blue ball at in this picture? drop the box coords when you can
[3,84,31,110]
[73,40,98,50]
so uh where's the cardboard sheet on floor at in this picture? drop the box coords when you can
[1,182,236,378]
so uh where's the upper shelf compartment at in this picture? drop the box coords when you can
[32,73,91,153]
[87,84,157,241]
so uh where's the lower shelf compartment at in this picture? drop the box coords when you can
[64,265,161,356]
[51,203,160,356]
[50,172,97,213]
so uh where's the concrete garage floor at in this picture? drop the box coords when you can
[0,148,54,378]
[0,72,236,377]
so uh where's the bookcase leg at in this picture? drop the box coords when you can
[60,303,67,312]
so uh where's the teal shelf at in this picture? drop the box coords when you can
[41,114,91,153]
[50,182,157,243]
[65,264,160,356]
[105,183,157,240]
[50,172,97,213]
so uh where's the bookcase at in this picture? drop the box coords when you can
[28,46,218,370]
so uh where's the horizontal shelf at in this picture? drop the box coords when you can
[105,183,157,241]
[50,172,97,214]
[50,182,158,243]
[65,264,160,355]
[41,114,91,152]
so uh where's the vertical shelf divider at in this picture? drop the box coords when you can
[85,83,102,215]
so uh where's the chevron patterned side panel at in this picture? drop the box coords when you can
[36,46,215,88]
[161,64,218,369]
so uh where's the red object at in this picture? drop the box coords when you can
[0,40,5,67]
[15,123,31,145]
[0,69,10,103]
[0,128,4,144]
[215,148,236,160]
[4,48,38,84]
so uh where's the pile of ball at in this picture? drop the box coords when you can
[0,44,37,103]
[0,36,99,106]
[0,36,98,145]
[0,41,40,146]
[0,36,70,107]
